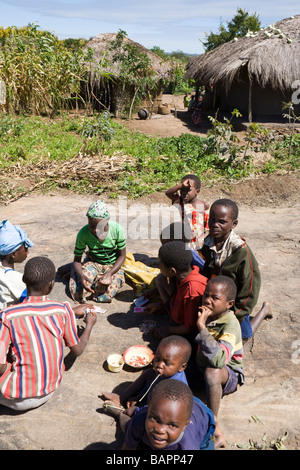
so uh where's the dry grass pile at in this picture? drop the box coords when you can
[0,151,136,203]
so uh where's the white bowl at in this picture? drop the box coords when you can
[107,354,124,373]
[123,345,154,369]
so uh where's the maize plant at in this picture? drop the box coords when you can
[0,23,89,115]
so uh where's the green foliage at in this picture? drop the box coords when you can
[0,111,299,200]
[109,30,157,119]
[0,114,82,166]
[81,111,115,153]
[61,37,88,51]
[82,111,115,141]
[150,46,169,60]
[203,8,261,51]
[0,23,90,115]
[150,46,195,94]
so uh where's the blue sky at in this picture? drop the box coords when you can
[0,0,298,54]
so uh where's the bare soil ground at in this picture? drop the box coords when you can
[0,96,299,452]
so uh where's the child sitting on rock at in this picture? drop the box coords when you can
[0,220,34,310]
[122,379,215,450]
[146,241,207,342]
[189,275,244,448]
[202,198,272,341]
[101,335,191,431]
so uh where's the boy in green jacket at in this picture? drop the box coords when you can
[201,198,272,341]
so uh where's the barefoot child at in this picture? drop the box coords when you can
[146,241,207,342]
[165,174,210,252]
[202,198,272,341]
[0,220,34,310]
[122,379,215,450]
[191,275,244,448]
[142,221,206,307]
[66,200,126,303]
[0,256,97,411]
[101,335,191,431]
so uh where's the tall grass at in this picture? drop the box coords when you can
[0,24,89,115]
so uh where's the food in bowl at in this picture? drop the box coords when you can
[123,345,154,369]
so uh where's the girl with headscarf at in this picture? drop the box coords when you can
[69,200,126,303]
[0,220,34,309]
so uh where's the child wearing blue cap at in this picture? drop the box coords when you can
[0,220,34,309]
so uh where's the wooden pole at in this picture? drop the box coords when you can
[248,75,253,123]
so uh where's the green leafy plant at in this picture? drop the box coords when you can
[82,111,115,153]
[108,30,158,119]
[0,23,89,115]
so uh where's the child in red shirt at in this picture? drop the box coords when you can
[149,241,207,340]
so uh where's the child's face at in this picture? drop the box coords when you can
[180,179,199,204]
[88,217,108,240]
[13,243,29,263]
[202,282,234,317]
[208,204,237,240]
[153,343,187,378]
[145,396,190,449]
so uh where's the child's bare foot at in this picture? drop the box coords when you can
[102,400,125,418]
[100,392,121,405]
[261,301,273,320]
[214,418,226,449]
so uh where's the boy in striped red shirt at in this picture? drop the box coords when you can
[0,256,96,411]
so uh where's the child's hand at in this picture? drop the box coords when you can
[150,325,169,339]
[182,179,190,188]
[73,303,94,317]
[98,273,112,285]
[144,302,162,315]
[85,310,97,327]
[197,306,213,331]
[124,405,137,418]
[126,397,138,408]
[80,275,95,293]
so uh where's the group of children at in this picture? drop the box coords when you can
[101,173,271,449]
[0,172,272,450]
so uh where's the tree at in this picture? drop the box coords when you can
[109,30,156,119]
[150,46,169,60]
[202,8,261,51]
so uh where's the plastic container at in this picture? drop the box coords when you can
[107,354,124,373]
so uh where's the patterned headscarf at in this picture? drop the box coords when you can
[86,200,110,220]
[0,220,34,256]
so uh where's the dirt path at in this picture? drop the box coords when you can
[0,188,299,451]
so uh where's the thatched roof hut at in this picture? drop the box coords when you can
[186,15,300,122]
[83,33,171,116]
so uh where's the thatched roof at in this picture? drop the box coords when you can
[83,33,171,79]
[186,15,300,92]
